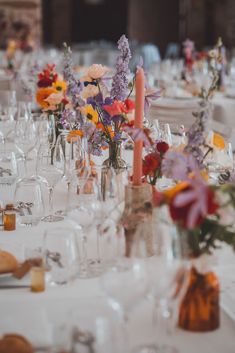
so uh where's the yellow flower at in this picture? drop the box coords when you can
[81,105,99,124]
[52,80,67,92]
[36,87,57,109]
[213,132,225,150]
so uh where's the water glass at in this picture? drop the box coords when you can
[14,179,45,226]
[0,151,18,206]
[43,228,79,286]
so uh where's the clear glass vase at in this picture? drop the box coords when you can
[103,142,126,170]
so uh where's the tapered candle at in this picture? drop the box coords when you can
[133,67,145,186]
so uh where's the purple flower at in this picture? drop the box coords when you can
[63,43,82,107]
[185,100,212,164]
[111,35,131,101]
[162,151,201,180]
[144,88,161,116]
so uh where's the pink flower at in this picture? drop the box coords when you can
[87,64,109,80]
[45,92,64,109]
[81,84,99,99]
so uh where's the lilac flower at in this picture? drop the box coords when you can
[60,109,79,129]
[63,43,82,107]
[144,88,161,116]
[162,151,201,180]
[185,101,212,164]
[123,126,151,148]
[111,35,131,100]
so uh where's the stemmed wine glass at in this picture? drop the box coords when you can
[55,131,83,215]
[67,169,100,279]
[132,212,188,353]
[15,118,38,179]
[0,110,15,151]
[36,142,65,222]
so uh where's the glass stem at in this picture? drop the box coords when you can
[65,181,71,212]
[96,224,101,264]
[23,154,28,177]
[48,187,54,214]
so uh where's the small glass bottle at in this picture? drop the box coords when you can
[3,204,16,231]
[30,266,45,292]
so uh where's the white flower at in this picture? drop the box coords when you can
[87,64,108,80]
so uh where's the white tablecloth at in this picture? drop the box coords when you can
[0,154,235,353]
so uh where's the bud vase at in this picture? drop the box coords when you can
[178,256,220,332]
[103,142,126,170]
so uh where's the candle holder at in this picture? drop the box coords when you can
[121,183,154,257]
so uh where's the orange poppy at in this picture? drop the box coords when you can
[36,87,57,109]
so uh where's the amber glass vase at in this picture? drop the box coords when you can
[178,264,220,332]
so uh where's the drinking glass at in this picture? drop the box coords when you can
[0,112,15,148]
[14,179,45,226]
[15,118,38,178]
[0,151,18,206]
[55,131,82,215]
[100,258,150,352]
[37,143,65,222]
[67,170,98,278]
[43,228,79,286]
[133,212,188,353]
[37,115,56,149]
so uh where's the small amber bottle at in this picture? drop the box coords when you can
[30,266,45,293]
[3,204,16,231]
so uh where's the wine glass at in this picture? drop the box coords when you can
[133,211,188,353]
[0,111,15,150]
[91,166,128,269]
[0,151,18,206]
[43,227,79,285]
[55,131,82,215]
[15,118,38,179]
[36,143,65,222]
[67,169,98,278]
[37,114,57,149]
[100,257,150,352]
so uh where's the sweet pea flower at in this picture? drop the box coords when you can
[81,84,99,99]
[45,92,64,108]
[87,64,109,80]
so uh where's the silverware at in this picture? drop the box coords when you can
[25,202,33,215]
[46,250,64,268]
[73,328,95,353]
[0,285,30,289]
[0,167,12,177]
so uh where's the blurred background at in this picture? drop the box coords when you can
[0,0,235,55]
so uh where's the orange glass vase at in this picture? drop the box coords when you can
[178,265,220,332]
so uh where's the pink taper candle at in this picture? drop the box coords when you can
[133,67,145,186]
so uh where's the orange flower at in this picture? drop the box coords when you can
[213,133,225,150]
[36,87,57,109]
[67,130,83,142]
[163,181,189,201]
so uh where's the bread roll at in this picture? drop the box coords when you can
[0,251,18,274]
[0,334,34,353]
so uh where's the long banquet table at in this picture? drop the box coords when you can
[0,152,235,353]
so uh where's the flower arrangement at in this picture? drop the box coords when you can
[142,141,169,186]
[36,64,70,129]
[158,153,235,257]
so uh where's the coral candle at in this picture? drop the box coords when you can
[133,67,145,186]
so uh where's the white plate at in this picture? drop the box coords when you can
[0,272,13,279]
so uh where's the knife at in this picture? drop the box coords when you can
[0,284,30,289]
